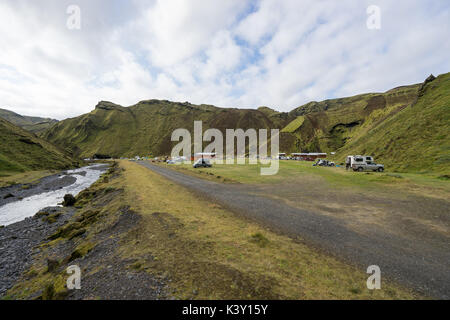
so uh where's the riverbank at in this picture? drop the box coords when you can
[0,173,76,208]
[0,164,111,208]
[2,162,168,300]
[0,170,57,188]
[0,206,76,297]
[0,164,108,226]
[0,164,111,297]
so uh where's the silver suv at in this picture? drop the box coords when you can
[354,162,384,172]
[347,155,384,172]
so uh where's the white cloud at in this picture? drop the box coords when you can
[0,0,448,119]
[135,0,247,67]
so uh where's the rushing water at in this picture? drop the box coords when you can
[0,164,107,226]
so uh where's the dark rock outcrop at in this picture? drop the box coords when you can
[63,194,76,207]
[418,74,436,97]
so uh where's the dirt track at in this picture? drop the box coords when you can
[138,161,450,299]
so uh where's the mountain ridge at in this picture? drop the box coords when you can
[41,72,449,173]
[0,108,58,134]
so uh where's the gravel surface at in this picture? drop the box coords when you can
[0,206,76,297]
[138,161,450,299]
[66,206,168,300]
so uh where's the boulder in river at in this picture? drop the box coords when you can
[3,193,15,199]
[63,194,76,207]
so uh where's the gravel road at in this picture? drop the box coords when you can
[138,161,450,299]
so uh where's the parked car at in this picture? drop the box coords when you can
[193,158,212,168]
[346,155,384,172]
[313,159,335,167]
[355,162,384,172]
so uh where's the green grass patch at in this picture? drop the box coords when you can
[281,116,305,133]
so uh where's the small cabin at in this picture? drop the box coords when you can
[291,153,327,161]
[192,153,217,161]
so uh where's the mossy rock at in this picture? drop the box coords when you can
[41,282,69,300]
[250,232,270,248]
[35,211,49,218]
[46,258,59,273]
[42,283,55,300]
[68,228,86,240]
[68,242,95,262]
[44,215,58,224]
[104,187,115,194]
[48,222,84,240]
[75,210,100,224]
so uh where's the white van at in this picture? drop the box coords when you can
[346,155,384,172]
[346,155,372,165]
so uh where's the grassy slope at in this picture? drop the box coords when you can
[0,108,58,134]
[281,85,420,153]
[43,101,294,158]
[334,73,450,173]
[0,118,77,174]
[281,73,450,173]
[281,116,305,133]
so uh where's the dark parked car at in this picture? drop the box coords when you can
[193,158,212,168]
[313,159,335,167]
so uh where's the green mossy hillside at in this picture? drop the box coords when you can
[281,73,449,173]
[0,118,77,174]
[334,73,450,173]
[42,100,294,158]
[0,108,58,134]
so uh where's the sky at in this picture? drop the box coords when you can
[0,0,449,119]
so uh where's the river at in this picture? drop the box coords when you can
[0,164,107,226]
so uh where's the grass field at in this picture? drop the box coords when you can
[151,160,449,259]
[116,161,417,299]
[153,160,450,200]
